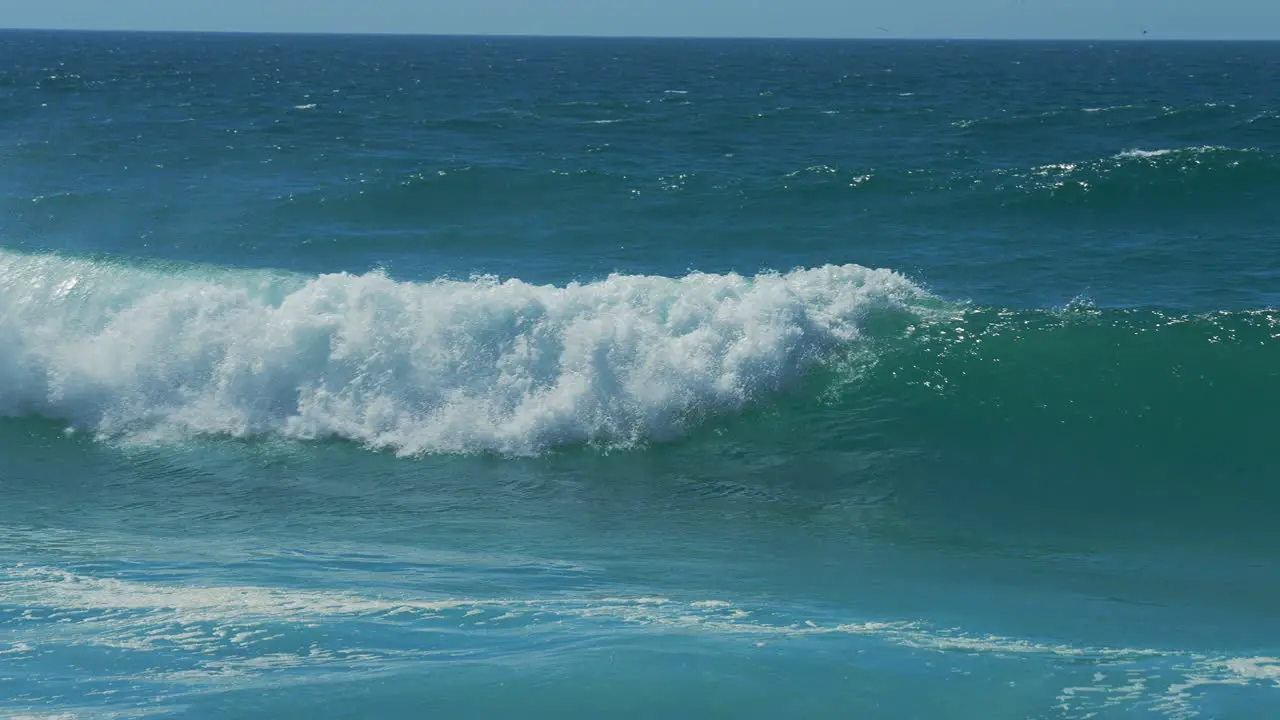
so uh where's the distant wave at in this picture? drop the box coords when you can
[0,250,928,456]
[13,145,1258,240]
[271,165,637,224]
[988,145,1279,212]
[953,101,1247,132]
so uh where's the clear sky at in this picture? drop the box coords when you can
[0,0,1277,40]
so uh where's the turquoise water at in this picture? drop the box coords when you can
[2,32,1279,718]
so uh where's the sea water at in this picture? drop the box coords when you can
[1,32,1279,719]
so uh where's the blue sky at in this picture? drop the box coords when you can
[0,0,1277,39]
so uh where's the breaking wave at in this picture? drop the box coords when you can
[0,250,929,455]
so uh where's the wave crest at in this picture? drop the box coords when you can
[0,251,927,456]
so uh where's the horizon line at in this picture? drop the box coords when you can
[2,27,1278,42]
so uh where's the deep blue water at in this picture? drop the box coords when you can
[1,31,1279,719]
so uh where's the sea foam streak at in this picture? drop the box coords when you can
[7,565,1278,719]
[0,251,926,455]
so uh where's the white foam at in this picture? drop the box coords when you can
[3,566,461,624]
[0,251,926,455]
[1114,145,1246,160]
[1117,148,1176,158]
[6,565,1280,717]
[0,567,1125,664]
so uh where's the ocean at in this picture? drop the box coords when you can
[1,30,1278,719]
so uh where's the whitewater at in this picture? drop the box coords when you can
[0,250,929,455]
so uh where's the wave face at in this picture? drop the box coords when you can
[859,305,1280,516]
[0,251,927,455]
